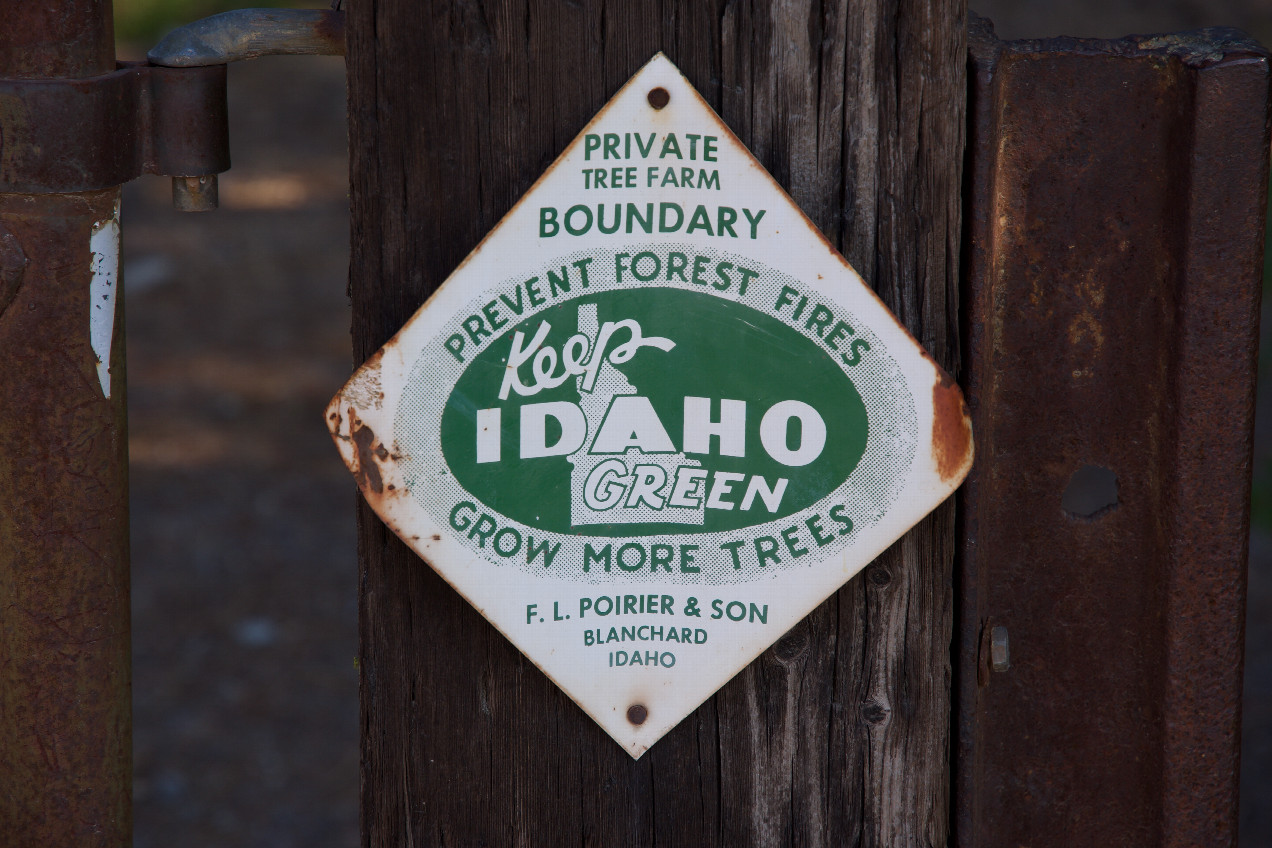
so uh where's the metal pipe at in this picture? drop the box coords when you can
[0,3,131,846]
[148,8,346,68]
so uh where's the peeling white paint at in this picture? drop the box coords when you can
[90,201,121,399]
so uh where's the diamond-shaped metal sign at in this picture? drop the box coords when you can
[327,54,972,757]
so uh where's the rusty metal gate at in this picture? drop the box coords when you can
[956,18,1270,846]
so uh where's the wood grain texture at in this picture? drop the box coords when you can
[347,1,964,844]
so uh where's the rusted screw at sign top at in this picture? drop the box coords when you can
[991,626,1010,673]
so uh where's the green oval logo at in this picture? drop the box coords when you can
[438,286,868,536]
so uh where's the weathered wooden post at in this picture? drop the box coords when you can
[346,1,964,843]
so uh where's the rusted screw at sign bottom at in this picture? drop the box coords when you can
[627,704,648,725]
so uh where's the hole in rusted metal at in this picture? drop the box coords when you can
[627,703,648,725]
[647,87,669,109]
[1062,464,1118,518]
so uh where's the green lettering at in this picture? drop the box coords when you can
[572,256,593,288]
[627,202,654,234]
[499,287,525,316]
[526,536,560,568]
[742,207,766,239]
[539,206,559,237]
[829,505,854,535]
[685,205,714,236]
[691,255,710,286]
[679,545,699,574]
[468,514,496,547]
[564,204,593,236]
[841,337,870,366]
[547,266,570,297]
[618,543,646,572]
[666,252,689,282]
[805,305,833,337]
[584,543,612,572]
[780,526,808,558]
[825,319,853,350]
[713,261,734,291]
[716,206,738,237]
[805,514,834,547]
[482,300,506,331]
[659,203,684,233]
[597,204,621,234]
[463,315,490,345]
[754,536,781,567]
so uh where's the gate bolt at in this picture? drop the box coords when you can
[148,8,346,211]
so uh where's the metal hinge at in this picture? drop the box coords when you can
[0,8,344,211]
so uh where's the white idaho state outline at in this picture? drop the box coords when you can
[568,303,706,527]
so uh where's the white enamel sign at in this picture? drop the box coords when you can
[327,54,973,757]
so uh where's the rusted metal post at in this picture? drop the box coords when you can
[957,18,1270,847]
[0,2,132,845]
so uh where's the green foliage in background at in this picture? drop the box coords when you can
[114,0,299,44]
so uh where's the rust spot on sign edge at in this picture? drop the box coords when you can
[348,407,385,495]
[932,370,973,483]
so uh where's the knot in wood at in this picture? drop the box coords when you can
[772,621,810,662]
[867,565,892,587]
[860,700,891,726]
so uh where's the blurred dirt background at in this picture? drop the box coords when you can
[118,2,1271,846]
[123,51,356,847]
